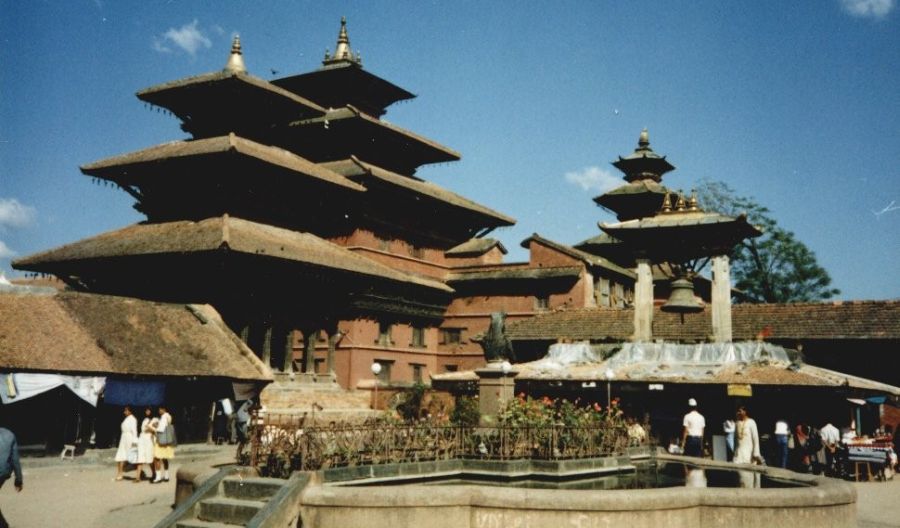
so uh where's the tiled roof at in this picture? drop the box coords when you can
[447,266,582,283]
[0,290,272,381]
[13,216,452,293]
[521,234,636,279]
[445,238,508,257]
[504,301,900,341]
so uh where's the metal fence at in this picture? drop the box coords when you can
[243,412,633,477]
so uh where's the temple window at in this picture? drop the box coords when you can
[411,363,425,383]
[376,321,393,346]
[411,326,426,348]
[409,245,425,259]
[440,328,463,345]
[444,365,458,372]
[534,294,550,311]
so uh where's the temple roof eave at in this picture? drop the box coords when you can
[80,134,366,192]
[12,216,452,294]
[320,157,515,227]
[136,70,326,122]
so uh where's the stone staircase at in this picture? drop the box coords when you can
[175,476,285,527]
[260,380,379,423]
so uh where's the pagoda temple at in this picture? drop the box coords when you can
[14,20,517,391]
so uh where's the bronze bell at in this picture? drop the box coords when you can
[662,277,704,313]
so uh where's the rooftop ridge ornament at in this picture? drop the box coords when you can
[223,35,246,74]
[323,16,362,67]
[611,128,675,183]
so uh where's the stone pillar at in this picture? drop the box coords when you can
[302,328,318,374]
[633,259,654,342]
[474,362,517,426]
[711,255,733,343]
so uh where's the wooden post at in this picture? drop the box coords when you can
[633,259,654,342]
[327,332,338,375]
[303,328,318,374]
[282,327,295,373]
[261,324,273,368]
[711,255,733,342]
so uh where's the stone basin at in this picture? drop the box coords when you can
[299,451,856,528]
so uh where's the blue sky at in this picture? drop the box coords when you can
[1,1,898,300]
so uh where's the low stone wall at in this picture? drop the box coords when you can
[299,454,857,528]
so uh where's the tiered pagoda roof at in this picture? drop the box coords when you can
[272,17,415,117]
[593,129,674,221]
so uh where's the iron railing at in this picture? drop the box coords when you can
[242,412,633,477]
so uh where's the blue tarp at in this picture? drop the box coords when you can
[103,379,166,406]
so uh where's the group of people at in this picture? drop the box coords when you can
[113,405,175,483]
[677,397,899,475]
[679,398,765,464]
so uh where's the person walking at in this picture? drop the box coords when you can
[114,406,138,481]
[681,398,705,457]
[152,405,175,483]
[733,406,763,465]
[136,407,156,482]
[820,421,841,475]
[0,427,23,528]
[774,418,790,468]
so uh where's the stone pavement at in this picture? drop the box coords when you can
[0,443,235,528]
[855,477,900,528]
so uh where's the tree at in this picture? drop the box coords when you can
[695,180,839,303]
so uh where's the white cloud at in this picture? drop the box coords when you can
[0,240,16,259]
[154,20,212,56]
[0,198,36,229]
[564,166,621,193]
[840,0,895,18]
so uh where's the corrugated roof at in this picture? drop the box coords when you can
[321,158,515,226]
[445,238,508,257]
[0,291,272,381]
[13,216,452,293]
[81,134,365,192]
[503,302,900,341]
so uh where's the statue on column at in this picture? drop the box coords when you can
[476,312,515,363]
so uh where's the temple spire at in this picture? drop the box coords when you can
[611,127,675,183]
[323,17,361,66]
[223,35,246,74]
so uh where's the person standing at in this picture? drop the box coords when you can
[152,405,175,483]
[681,398,705,457]
[723,418,736,461]
[136,408,157,482]
[0,427,23,528]
[774,419,790,468]
[820,421,841,475]
[733,406,762,464]
[114,406,138,481]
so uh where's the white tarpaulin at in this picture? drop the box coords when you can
[1,373,106,406]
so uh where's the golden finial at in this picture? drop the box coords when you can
[223,34,246,73]
[688,189,700,211]
[661,192,673,213]
[638,128,649,148]
[323,17,361,66]
[675,190,687,211]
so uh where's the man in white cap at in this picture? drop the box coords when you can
[682,398,705,457]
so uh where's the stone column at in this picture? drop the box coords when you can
[633,259,654,342]
[711,255,733,343]
[326,332,338,375]
[474,362,517,426]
